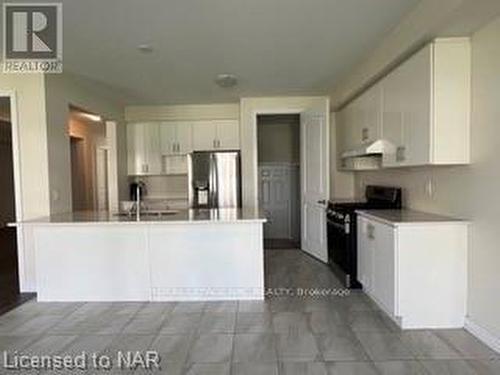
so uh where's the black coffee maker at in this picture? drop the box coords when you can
[129,181,146,201]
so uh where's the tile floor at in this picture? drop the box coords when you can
[0,249,498,374]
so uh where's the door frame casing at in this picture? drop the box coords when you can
[0,90,26,291]
[249,98,330,258]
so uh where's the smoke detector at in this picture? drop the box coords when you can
[215,74,238,88]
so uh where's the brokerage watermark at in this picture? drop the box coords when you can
[2,3,62,73]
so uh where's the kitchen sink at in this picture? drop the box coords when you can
[113,210,180,217]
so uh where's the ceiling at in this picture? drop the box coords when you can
[11,0,421,104]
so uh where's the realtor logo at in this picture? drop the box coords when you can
[2,3,62,73]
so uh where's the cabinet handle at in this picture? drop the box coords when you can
[367,224,375,240]
[175,143,179,153]
[362,128,369,142]
[213,139,217,149]
[217,140,221,148]
[396,146,406,162]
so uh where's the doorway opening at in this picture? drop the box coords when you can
[257,114,301,249]
[0,96,35,313]
[68,106,108,212]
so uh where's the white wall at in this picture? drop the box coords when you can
[0,73,50,291]
[257,115,300,164]
[354,17,500,343]
[329,113,354,199]
[125,103,240,122]
[44,73,128,214]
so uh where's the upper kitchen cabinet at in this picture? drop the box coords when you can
[159,121,193,155]
[127,122,161,175]
[338,38,471,169]
[192,120,240,151]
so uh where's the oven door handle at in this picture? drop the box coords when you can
[327,220,350,234]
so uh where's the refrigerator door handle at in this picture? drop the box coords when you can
[209,153,219,208]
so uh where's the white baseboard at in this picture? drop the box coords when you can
[465,317,500,354]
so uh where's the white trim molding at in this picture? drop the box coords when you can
[465,317,500,354]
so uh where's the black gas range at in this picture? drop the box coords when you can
[327,185,402,289]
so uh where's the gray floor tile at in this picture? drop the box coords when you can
[272,312,311,334]
[355,332,415,361]
[348,311,393,333]
[105,334,155,353]
[199,313,236,333]
[187,334,233,363]
[276,332,321,361]
[280,361,329,375]
[232,334,277,362]
[400,331,463,359]
[237,300,269,313]
[150,335,192,364]
[122,315,167,334]
[23,335,77,355]
[204,301,238,313]
[309,310,351,334]
[61,334,114,355]
[326,361,379,375]
[172,302,206,314]
[468,359,500,375]
[184,363,230,375]
[316,333,368,361]
[236,312,272,333]
[421,360,479,375]
[160,313,202,334]
[8,315,61,335]
[231,362,279,375]
[435,330,500,359]
[374,361,428,375]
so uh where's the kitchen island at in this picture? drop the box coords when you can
[16,208,266,302]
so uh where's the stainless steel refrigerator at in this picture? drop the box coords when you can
[188,151,242,208]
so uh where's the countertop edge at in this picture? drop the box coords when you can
[356,209,470,227]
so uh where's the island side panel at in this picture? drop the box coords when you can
[34,225,150,301]
[149,222,265,301]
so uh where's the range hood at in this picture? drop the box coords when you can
[341,139,396,159]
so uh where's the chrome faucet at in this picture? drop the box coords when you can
[128,181,146,218]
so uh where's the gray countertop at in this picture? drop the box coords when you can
[356,209,468,226]
[12,207,267,226]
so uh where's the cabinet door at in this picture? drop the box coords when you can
[176,122,193,154]
[345,98,361,150]
[127,123,147,175]
[159,122,177,156]
[357,216,374,293]
[381,66,406,167]
[216,120,240,150]
[371,220,396,314]
[127,123,160,175]
[143,123,161,174]
[192,121,217,151]
[360,83,382,144]
[400,45,432,166]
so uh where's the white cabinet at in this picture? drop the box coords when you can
[192,120,240,151]
[357,213,468,329]
[337,38,471,168]
[127,122,161,175]
[216,120,240,150]
[160,122,193,155]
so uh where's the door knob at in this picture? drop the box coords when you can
[317,199,327,205]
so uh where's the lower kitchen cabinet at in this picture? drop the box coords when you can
[357,212,468,329]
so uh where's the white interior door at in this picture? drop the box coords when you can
[301,103,329,262]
